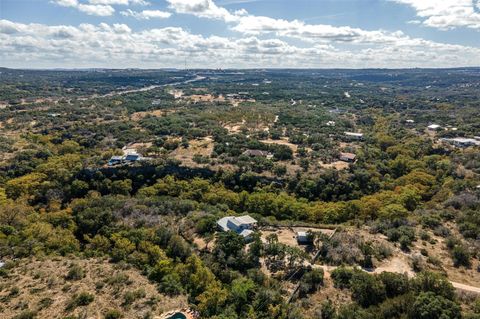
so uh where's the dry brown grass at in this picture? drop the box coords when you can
[171,137,214,167]
[260,138,299,152]
[319,161,350,170]
[300,275,351,317]
[223,122,245,134]
[0,257,187,319]
[130,109,176,121]
[412,227,480,287]
[261,227,335,249]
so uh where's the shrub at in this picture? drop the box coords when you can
[375,242,393,260]
[105,273,131,286]
[298,269,324,297]
[38,297,54,309]
[451,245,471,268]
[319,299,335,319]
[378,272,410,298]
[419,230,430,241]
[426,256,442,267]
[411,254,425,272]
[412,292,461,319]
[433,226,450,237]
[420,214,442,229]
[386,225,415,251]
[193,154,210,164]
[331,267,355,289]
[66,292,94,310]
[122,289,146,306]
[413,272,455,300]
[350,272,386,307]
[446,237,471,267]
[13,310,36,319]
[104,309,123,319]
[159,273,184,296]
[65,264,84,281]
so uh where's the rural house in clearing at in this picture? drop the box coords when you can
[217,215,258,240]
[344,132,364,140]
[296,231,314,245]
[108,152,145,166]
[339,152,357,163]
[242,149,274,159]
[440,137,480,148]
[427,124,441,131]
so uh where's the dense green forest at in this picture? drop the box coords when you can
[0,68,479,319]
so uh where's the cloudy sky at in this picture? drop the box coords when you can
[1,0,480,69]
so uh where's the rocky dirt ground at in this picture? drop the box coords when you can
[0,257,187,319]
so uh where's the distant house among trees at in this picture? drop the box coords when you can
[296,231,314,245]
[217,215,258,240]
[339,152,357,162]
[344,132,364,140]
[427,124,441,131]
[440,137,480,148]
[108,152,146,166]
[243,149,274,159]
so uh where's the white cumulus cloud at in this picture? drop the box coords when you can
[52,0,115,16]
[165,0,433,45]
[1,19,479,69]
[391,0,480,30]
[166,0,239,22]
[88,0,150,5]
[121,9,172,20]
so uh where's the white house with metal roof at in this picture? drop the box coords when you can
[440,137,480,148]
[427,124,441,131]
[344,132,364,140]
[217,215,258,239]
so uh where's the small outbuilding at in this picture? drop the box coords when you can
[296,231,314,245]
[125,153,143,162]
[243,149,273,159]
[344,132,364,140]
[326,121,336,126]
[427,124,441,131]
[108,156,124,166]
[339,152,357,163]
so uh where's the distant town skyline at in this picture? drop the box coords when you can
[1,0,480,68]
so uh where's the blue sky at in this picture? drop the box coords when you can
[1,0,480,68]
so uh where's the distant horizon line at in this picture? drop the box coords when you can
[2,66,480,71]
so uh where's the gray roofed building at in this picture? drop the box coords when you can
[344,132,364,140]
[107,152,145,167]
[125,153,141,161]
[217,215,258,239]
[427,124,441,131]
[239,229,254,240]
[440,137,480,148]
[236,215,258,225]
[296,231,313,245]
[243,149,273,158]
[217,216,232,232]
[339,152,357,162]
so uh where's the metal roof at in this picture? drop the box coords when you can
[344,132,363,137]
[236,215,257,225]
[216,217,231,232]
[239,229,254,238]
